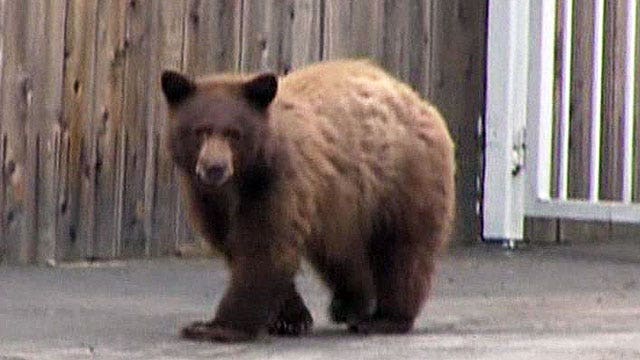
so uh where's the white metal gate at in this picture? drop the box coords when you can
[483,0,640,245]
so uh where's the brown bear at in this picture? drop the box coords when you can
[161,59,456,342]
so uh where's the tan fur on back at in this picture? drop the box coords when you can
[266,60,455,260]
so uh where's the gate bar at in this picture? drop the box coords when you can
[588,0,605,202]
[622,0,637,203]
[525,0,557,203]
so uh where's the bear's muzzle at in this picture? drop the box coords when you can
[196,136,235,187]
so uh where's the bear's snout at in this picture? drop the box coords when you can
[196,161,230,186]
[195,135,235,187]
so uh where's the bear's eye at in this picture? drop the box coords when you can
[222,128,241,141]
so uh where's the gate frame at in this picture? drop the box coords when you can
[483,0,640,246]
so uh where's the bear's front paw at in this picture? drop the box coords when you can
[180,320,256,343]
[268,302,313,336]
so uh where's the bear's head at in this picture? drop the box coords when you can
[160,70,278,191]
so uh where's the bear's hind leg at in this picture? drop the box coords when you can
[354,216,444,334]
[351,151,453,335]
[323,257,377,326]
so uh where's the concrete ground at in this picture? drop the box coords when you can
[1,241,640,360]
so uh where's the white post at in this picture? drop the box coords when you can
[483,0,531,244]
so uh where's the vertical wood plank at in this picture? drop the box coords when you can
[381,0,431,94]
[633,0,640,202]
[17,2,39,263]
[600,0,626,201]
[147,0,186,257]
[240,0,292,73]
[92,0,127,260]
[0,0,7,262]
[59,0,99,262]
[549,0,566,199]
[119,0,153,258]
[29,1,67,263]
[183,0,242,74]
[427,0,486,243]
[113,124,126,256]
[139,1,163,258]
[290,0,323,70]
[1,1,36,263]
[322,0,385,60]
[567,0,595,199]
[241,0,325,73]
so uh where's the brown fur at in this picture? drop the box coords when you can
[161,59,456,342]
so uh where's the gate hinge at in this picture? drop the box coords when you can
[511,127,526,176]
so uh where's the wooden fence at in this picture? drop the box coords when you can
[0,0,487,264]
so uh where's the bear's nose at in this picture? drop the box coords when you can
[196,162,228,186]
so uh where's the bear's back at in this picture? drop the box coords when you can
[269,60,455,245]
[275,59,453,166]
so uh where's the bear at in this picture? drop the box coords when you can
[160,59,456,342]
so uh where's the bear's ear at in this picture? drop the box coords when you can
[243,73,278,110]
[161,70,196,106]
